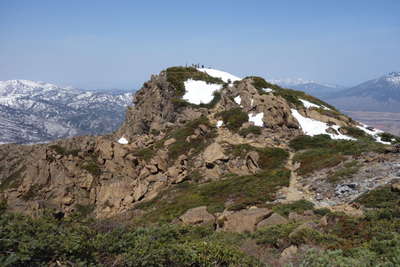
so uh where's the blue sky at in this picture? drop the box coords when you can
[0,0,399,90]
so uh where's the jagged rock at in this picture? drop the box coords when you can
[280,245,298,263]
[203,143,227,163]
[0,67,382,219]
[133,180,149,201]
[246,151,259,173]
[257,213,288,229]
[164,138,176,146]
[222,208,272,233]
[392,182,400,192]
[179,206,215,225]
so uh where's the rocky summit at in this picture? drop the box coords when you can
[2,66,400,265]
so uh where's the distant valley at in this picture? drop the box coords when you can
[274,72,400,135]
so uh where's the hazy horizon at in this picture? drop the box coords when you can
[1,0,399,90]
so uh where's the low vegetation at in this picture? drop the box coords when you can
[217,108,249,131]
[272,199,315,216]
[167,116,217,160]
[245,76,337,110]
[227,144,289,170]
[165,66,224,96]
[135,169,290,224]
[49,144,80,157]
[379,132,400,143]
[290,134,385,175]
[239,125,262,137]
[0,211,260,266]
[355,185,400,209]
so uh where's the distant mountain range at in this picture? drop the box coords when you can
[270,78,344,99]
[325,72,400,112]
[0,80,133,144]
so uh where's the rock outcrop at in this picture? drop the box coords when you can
[0,66,390,220]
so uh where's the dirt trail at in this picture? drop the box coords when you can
[279,152,318,205]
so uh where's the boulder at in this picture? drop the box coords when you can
[280,245,298,263]
[179,206,215,225]
[203,143,227,163]
[164,138,176,146]
[222,208,272,233]
[257,213,288,229]
[392,182,400,193]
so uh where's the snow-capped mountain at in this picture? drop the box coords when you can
[0,80,133,144]
[328,72,400,112]
[269,78,344,98]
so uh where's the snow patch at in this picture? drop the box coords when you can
[263,88,274,93]
[299,99,330,110]
[291,109,354,140]
[249,112,264,127]
[216,120,223,128]
[234,96,241,105]
[118,137,129,145]
[356,124,391,145]
[183,79,222,105]
[197,68,241,83]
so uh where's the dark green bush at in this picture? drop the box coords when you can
[380,132,400,143]
[49,145,80,157]
[0,213,260,266]
[81,161,101,177]
[166,66,224,97]
[239,125,262,137]
[272,200,315,216]
[217,108,249,131]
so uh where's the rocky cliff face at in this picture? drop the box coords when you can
[0,67,397,221]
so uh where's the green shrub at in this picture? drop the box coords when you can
[49,145,80,157]
[167,116,216,160]
[253,222,298,246]
[165,66,224,97]
[133,147,156,162]
[0,213,261,266]
[290,135,384,174]
[272,200,315,216]
[239,125,262,137]
[379,132,400,143]
[81,161,101,177]
[217,108,249,131]
[293,148,345,175]
[355,186,400,209]
[340,127,372,140]
[0,165,26,191]
[227,144,289,170]
[135,169,290,224]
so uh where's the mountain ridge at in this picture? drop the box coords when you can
[0,79,133,144]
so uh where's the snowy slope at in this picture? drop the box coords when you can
[0,80,133,144]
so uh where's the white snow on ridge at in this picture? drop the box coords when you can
[198,68,241,83]
[291,109,354,140]
[118,137,129,145]
[263,88,274,93]
[183,79,222,105]
[300,99,320,109]
[356,124,391,145]
[234,96,242,105]
[299,99,330,110]
[249,113,264,127]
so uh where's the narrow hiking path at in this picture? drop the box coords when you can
[278,152,317,205]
